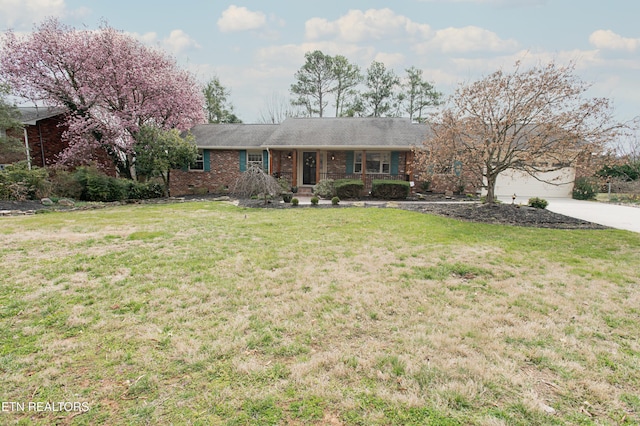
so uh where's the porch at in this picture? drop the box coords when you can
[268,149,413,192]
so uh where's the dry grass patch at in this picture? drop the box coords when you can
[0,201,639,425]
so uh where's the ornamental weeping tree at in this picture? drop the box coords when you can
[415,61,624,204]
[231,164,282,205]
[0,18,205,180]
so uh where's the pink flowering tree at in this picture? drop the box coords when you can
[0,18,205,179]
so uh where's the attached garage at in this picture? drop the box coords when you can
[490,168,575,198]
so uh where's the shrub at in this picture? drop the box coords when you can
[573,177,598,200]
[282,192,293,203]
[0,163,51,200]
[371,180,410,200]
[276,176,291,193]
[127,181,164,200]
[73,167,129,202]
[310,196,319,205]
[334,179,364,199]
[313,179,336,198]
[291,198,299,206]
[528,197,549,209]
[88,174,128,202]
[331,196,340,205]
[50,170,83,199]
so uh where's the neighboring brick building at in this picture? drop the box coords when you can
[1,107,115,175]
[1,107,67,168]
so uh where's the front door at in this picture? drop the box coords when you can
[302,152,317,185]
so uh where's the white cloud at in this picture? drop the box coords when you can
[589,30,640,52]
[373,52,405,68]
[127,31,159,45]
[418,26,518,54]
[305,8,431,43]
[217,5,266,33]
[162,30,201,54]
[126,29,200,55]
[0,0,65,28]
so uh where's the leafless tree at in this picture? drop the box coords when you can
[258,92,299,124]
[230,164,282,204]
[415,61,626,203]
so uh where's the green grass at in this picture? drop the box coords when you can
[1,201,639,425]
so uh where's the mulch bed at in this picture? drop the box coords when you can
[237,197,607,230]
[398,202,608,230]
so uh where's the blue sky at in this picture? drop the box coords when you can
[1,0,639,125]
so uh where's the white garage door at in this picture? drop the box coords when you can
[492,168,575,198]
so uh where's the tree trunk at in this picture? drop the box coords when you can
[161,169,169,197]
[485,174,497,204]
[165,168,170,197]
[126,152,137,182]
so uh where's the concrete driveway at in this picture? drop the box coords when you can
[500,196,640,233]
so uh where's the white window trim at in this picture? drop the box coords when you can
[354,151,391,174]
[247,150,263,169]
[190,149,204,171]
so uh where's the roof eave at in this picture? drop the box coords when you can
[197,145,414,150]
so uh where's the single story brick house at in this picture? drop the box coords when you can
[2,110,576,198]
[170,117,435,196]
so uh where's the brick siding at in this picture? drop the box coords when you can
[170,150,243,196]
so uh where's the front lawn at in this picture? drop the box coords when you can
[1,202,639,425]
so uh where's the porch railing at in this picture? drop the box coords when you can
[272,171,408,189]
[321,173,407,189]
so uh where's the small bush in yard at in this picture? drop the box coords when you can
[50,170,83,199]
[291,198,299,206]
[73,167,129,202]
[127,181,164,200]
[334,179,364,199]
[528,197,548,209]
[573,177,598,200]
[310,196,319,205]
[313,179,336,198]
[331,196,340,205]
[371,180,410,199]
[0,163,51,200]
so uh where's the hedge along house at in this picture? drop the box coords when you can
[170,117,432,196]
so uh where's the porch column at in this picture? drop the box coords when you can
[315,151,320,184]
[277,151,282,175]
[406,150,414,193]
[361,150,366,185]
[406,150,414,179]
[292,150,298,187]
[268,149,273,175]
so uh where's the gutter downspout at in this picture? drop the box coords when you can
[38,122,45,167]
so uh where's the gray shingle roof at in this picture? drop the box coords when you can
[192,118,432,150]
[18,107,67,125]
[190,123,279,148]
